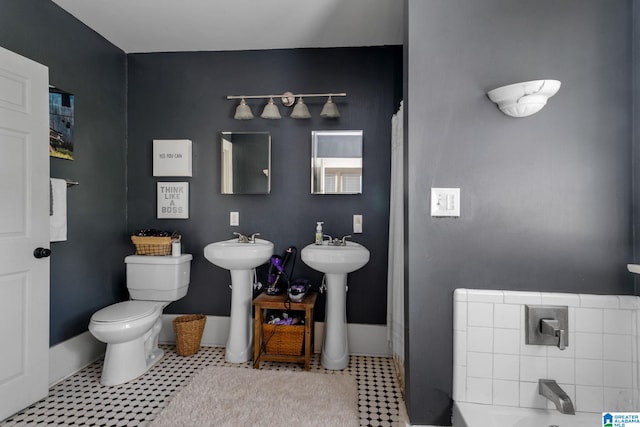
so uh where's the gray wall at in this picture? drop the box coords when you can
[0,0,129,345]
[126,48,402,322]
[405,0,634,424]
[634,2,640,296]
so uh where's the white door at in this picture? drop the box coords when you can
[0,45,50,421]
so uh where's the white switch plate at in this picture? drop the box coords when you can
[230,211,239,226]
[353,214,363,233]
[431,188,460,217]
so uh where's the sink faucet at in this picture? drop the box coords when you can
[233,232,249,243]
[324,234,352,246]
[539,379,575,415]
[233,232,261,243]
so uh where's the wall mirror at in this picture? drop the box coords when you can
[311,130,363,194]
[221,132,271,194]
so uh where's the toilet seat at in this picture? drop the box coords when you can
[91,300,163,324]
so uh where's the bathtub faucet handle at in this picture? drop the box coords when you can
[540,318,566,350]
[556,328,566,351]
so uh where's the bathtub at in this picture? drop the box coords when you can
[452,402,600,427]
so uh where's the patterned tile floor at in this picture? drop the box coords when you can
[1,345,406,426]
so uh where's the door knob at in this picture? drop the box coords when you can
[33,247,51,258]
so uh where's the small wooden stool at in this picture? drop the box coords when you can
[253,292,317,370]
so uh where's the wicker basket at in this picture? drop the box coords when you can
[173,314,206,356]
[131,235,174,255]
[263,324,304,356]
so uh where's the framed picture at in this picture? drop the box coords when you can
[157,182,189,219]
[153,139,193,177]
[49,86,74,160]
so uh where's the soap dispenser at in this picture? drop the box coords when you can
[315,222,324,245]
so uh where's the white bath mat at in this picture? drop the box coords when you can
[149,366,359,427]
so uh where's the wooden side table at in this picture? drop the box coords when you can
[253,292,317,370]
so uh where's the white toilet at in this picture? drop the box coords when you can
[89,254,192,386]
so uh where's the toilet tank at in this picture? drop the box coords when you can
[125,254,193,301]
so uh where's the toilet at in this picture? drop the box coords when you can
[89,254,192,386]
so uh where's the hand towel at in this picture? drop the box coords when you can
[50,178,67,242]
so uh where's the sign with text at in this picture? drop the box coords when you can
[153,139,192,177]
[157,182,189,219]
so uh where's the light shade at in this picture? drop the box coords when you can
[487,79,561,118]
[320,96,340,118]
[234,98,254,120]
[290,97,311,119]
[260,97,282,119]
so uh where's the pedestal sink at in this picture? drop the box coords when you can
[301,241,370,369]
[204,238,273,363]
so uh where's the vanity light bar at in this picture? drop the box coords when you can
[227,91,346,120]
[226,92,346,101]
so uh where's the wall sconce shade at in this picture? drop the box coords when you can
[487,79,561,118]
[234,98,254,120]
[260,97,282,119]
[320,96,340,118]
[291,97,311,119]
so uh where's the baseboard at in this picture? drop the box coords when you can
[49,331,105,386]
[159,314,230,346]
[160,314,391,357]
[47,317,390,386]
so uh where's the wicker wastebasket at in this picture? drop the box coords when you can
[173,314,206,356]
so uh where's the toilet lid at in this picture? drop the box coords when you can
[91,301,163,323]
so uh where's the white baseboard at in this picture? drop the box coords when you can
[160,314,391,357]
[159,314,230,346]
[49,331,105,386]
[47,316,390,386]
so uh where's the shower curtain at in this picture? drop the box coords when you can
[387,101,404,388]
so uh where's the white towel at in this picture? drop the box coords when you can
[50,178,67,242]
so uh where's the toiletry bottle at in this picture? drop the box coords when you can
[315,222,324,245]
[172,239,181,256]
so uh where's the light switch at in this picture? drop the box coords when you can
[230,211,239,226]
[353,215,363,233]
[431,188,460,217]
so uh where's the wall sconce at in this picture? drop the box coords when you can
[487,80,561,118]
[227,91,346,120]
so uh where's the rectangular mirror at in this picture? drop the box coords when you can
[221,132,271,194]
[311,130,363,194]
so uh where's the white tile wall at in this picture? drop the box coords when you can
[453,288,638,413]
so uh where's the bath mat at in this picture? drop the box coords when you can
[149,366,359,427]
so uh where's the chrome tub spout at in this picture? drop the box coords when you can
[539,379,575,415]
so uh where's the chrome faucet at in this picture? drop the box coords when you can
[233,232,249,243]
[339,235,352,245]
[324,234,352,246]
[233,232,261,243]
[539,379,575,415]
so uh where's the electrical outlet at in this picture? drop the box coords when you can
[353,214,363,233]
[230,211,239,226]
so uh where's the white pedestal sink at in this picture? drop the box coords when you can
[204,238,273,363]
[301,241,370,370]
